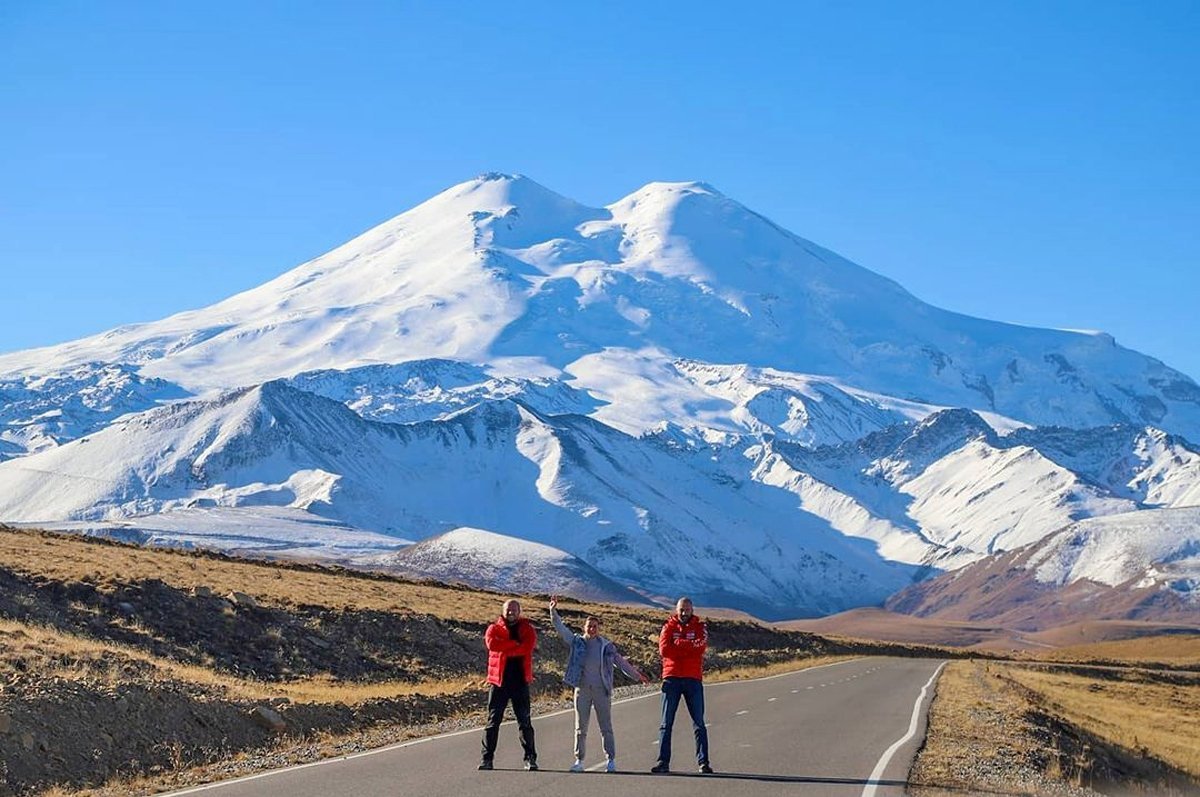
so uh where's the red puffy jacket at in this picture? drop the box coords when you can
[485,616,537,687]
[659,614,707,680]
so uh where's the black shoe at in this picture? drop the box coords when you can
[477,760,493,770]
[524,759,539,771]
[650,762,670,773]
[699,763,714,774]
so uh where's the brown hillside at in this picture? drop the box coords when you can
[885,545,1199,631]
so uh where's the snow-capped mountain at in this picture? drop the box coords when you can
[2,173,1197,440]
[885,507,1200,628]
[2,172,1198,618]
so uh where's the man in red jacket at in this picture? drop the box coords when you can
[651,597,713,774]
[479,598,539,771]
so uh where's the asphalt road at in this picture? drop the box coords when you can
[166,657,946,797]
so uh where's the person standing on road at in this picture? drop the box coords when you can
[651,596,713,774]
[479,598,539,771]
[549,596,650,773]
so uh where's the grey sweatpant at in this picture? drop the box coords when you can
[573,683,615,761]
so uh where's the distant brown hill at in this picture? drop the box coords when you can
[781,607,1200,651]
[884,541,1199,634]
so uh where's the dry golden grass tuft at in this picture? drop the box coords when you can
[1003,665,1200,779]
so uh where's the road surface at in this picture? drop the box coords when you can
[166,657,946,796]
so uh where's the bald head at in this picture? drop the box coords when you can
[502,599,521,623]
[675,597,694,622]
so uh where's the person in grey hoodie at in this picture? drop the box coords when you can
[549,596,649,773]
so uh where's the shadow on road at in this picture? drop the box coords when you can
[491,768,907,786]
[631,772,908,786]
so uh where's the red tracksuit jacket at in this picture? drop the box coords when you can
[659,614,707,680]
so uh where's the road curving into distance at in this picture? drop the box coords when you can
[165,657,947,797]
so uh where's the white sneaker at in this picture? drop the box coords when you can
[569,760,584,773]
[605,759,617,773]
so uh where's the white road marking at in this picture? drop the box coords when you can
[861,662,947,797]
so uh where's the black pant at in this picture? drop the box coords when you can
[481,679,536,763]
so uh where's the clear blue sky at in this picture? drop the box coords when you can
[2,1,1197,379]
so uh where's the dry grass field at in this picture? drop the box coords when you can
[910,660,1085,796]
[912,654,1200,796]
[3,525,1198,797]
[1022,633,1200,669]
[1003,665,1200,780]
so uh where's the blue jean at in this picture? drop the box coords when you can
[656,676,709,766]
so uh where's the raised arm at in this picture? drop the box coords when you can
[548,599,575,645]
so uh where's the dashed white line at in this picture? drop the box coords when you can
[162,657,869,795]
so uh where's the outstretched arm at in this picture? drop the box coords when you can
[613,648,650,684]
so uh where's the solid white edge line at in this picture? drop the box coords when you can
[159,657,866,796]
[860,661,946,797]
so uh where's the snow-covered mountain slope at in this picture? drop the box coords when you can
[0,363,188,459]
[1,173,1197,442]
[3,172,1199,617]
[384,527,653,605]
[0,381,924,618]
[1005,424,1200,507]
[751,409,1142,569]
[4,371,1194,616]
[286,359,599,424]
[885,507,1200,627]
[35,506,411,561]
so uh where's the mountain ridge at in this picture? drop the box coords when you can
[1,173,1196,441]
[1,172,1198,619]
